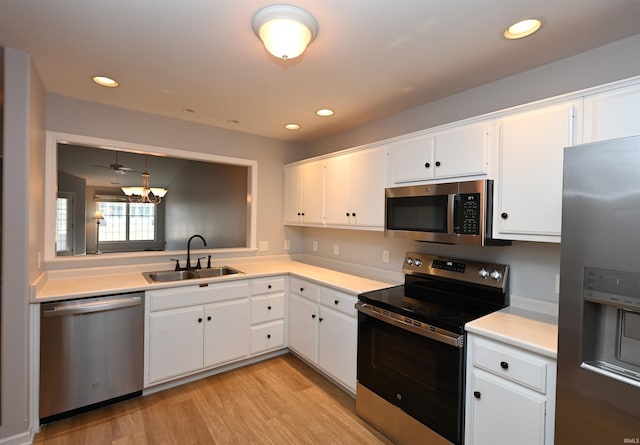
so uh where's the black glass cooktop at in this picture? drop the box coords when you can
[358,276,506,334]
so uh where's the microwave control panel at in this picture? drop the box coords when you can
[454,193,480,235]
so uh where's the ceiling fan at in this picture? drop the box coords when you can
[92,151,136,175]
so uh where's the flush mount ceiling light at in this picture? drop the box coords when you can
[284,123,301,130]
[504,18,542,39]
[252,4,319,60]
[92,75,119,87]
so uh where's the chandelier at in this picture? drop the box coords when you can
[121,155,168,204]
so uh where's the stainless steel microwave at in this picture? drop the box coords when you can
[384,179,509,246]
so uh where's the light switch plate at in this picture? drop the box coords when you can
[259,241,269,252]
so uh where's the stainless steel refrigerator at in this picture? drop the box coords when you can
[556,135,640,444]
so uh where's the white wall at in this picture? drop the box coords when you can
[301,34,640,307]
[2,47,46,443]
[45,95,307,261]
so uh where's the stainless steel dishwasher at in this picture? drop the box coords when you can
[39,292,144,423]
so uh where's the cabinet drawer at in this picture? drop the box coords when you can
[251,293,285,324]
[148,281,250,311]
[289,277,320,302]
[320,287,357,317]
[473,338,547,394]
[251,277,285,295]
[250,320,285,354]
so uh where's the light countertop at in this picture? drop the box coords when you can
[465,306,558,358]
[32,259,397,303]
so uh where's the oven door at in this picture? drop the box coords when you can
[357,308,465,444]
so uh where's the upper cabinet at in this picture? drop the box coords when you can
[389,120,491,186]
[283,160,324,225]
[583,82,640,143]
[494,100,581,243]
[325,147,387,228]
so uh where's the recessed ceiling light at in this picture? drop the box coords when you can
[181,108,196,114]
[504,18,542,39]
[316,108,334,117]
[92,76,119,87]
[284,123,301,130]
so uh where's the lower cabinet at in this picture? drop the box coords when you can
[146,281,250,385]
[288,277,358,393]
[465,333,556,445]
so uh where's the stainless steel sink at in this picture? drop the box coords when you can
[142,266,242,283]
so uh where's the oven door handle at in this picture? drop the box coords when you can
[356,302,464,348]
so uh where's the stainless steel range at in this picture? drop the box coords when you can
[356,252,509,445]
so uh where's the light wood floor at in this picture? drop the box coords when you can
[33,354,392,445]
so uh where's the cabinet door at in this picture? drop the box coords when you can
[584,83,640,143]
[301,160,325,224]
[349,147,386,228]
[288,293,319,364]
[324,154,353,225]
[433,121,489,179]
[203,298,250,368]
[149,306,204,383]
[283,164,304,223]
[468,370,546,445]
[390,135,434,184]
[496,102,578,242]
[318,306,357,392]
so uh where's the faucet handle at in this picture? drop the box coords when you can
[196,257,206,269]
[207,254,212,269]
[170,259,181,271]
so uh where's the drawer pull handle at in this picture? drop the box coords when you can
[334,300,339,305]
[473,391,481,399]
[500,361,509,369]
[268,284,272,289]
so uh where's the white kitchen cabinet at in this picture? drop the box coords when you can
[288,277,359,393]
[324,146,386,228]
[250,277,286,355]
[389,120,491,185]
[283,160,324,225]
[465,334,556,445]
[146,281,250,385]
[584,82,640,143]
[494,100,581,242]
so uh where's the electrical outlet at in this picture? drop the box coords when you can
[333,244,340,256]
[284,239,290,251]
[259,241,269,252]
[382,250,389,263]
[312,241,318,251]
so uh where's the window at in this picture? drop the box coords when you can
[96,200,164,252]
[56,193,74,255]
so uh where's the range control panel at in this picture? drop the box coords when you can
[403,252,509,291]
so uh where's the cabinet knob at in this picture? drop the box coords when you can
[301,212,305,216]
[352,212,356,217]
[435,161,441,167]
[297,212,301,216]
[473,391,481,399]
[207,316,212,321]
[500,361,509,369]
[425,162,430,168]
[311,314,316,319]
[267,334,271,339]
[198,317,203,323]
[267,306,272,311]
[501,212,508,219]
[346,212,350,217]
[319,317,324,322]
[334,300,339,305]
[267,284,272,289]
[300,287,305,292]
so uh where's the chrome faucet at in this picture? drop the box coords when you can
[186,234,207,269]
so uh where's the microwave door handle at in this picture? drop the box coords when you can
[447,194,456,235]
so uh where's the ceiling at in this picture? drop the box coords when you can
[1,1,640,143]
